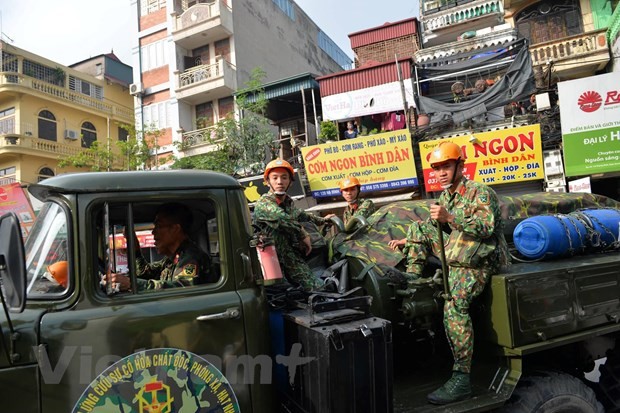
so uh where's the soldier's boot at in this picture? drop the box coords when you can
[427,371,472,405]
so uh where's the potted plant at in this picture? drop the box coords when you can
[318,120,338,143]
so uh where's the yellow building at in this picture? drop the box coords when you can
[0,40,134,186]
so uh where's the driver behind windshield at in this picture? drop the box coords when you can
[105,203,210,291]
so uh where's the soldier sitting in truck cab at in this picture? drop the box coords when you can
[105,203,211,291]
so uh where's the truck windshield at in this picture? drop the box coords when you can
[24,202,70,297]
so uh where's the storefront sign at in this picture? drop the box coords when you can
[558,72,620,176]
[301,130,418,198]
[0,182,36,238]
[568,177,592,193]
[321,80,415,120]
[418,124,544,192]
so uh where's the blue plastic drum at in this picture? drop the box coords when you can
[574,208,620,249]
[513,214,588,260]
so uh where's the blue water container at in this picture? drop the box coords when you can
[575,208,620,249]
[513,214,588,260]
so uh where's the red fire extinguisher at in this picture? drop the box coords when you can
[254,235,283,285]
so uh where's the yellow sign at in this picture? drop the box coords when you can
[301,130,418,197]
[418,124,544,192]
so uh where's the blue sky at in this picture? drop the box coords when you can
[1,0,419,67]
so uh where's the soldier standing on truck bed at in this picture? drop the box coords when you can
[392,141,509,404]
[253,159,334,290]
[339,176,376,226]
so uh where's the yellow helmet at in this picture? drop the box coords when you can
[429,141,462,167]
[339,176,361,191]
[264,159,295,182]
[47,261,68,288]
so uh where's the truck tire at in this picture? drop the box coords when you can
[498,372,604,413]
[598,350,620,412]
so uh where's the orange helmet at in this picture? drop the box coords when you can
[429,141,462,167]
[264,159,295,182]
[47,261,68,288]
[339,176,361,191]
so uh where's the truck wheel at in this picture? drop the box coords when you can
[598,349,620,412]
[498,372,604,413]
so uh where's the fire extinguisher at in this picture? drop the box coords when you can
[251,233,283,285]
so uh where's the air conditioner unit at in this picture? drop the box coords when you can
[64,129,79,140]
[129,82,143,96]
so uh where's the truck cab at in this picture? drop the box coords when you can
[0,170,273,412]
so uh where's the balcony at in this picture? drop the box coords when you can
[0,118,125,168]
[529,29,610,77]
[421,0,504,47]
[171,0,233,50]
[179,126,224,156]
[0,73,134,123]
[415,25,516,65]
[175,59,237,104]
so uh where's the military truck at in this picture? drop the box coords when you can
[0,170,619,412]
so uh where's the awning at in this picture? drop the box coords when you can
[239,73,321,123]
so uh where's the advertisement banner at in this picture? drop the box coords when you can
[418,124,544,192]
[0,182,37,238]
[301,130,418,198]
[321,81,415,120]
[557,72,620,176]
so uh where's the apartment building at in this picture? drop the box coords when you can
[0,41,134,186]
[132,0,350,167]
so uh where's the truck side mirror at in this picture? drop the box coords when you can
[0,212,27,313]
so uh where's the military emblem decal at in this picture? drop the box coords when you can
[477,193,489,205]
[72,348,240,413]
[182,263,197,277]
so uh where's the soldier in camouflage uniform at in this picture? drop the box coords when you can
[339,176,376,226]
[109,203,211,291]
[394,142,509,404]
[253,159,334,290]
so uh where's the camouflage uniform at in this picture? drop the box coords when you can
[343,198,376,226]
[136,239,211,290]
[405,177,509,373]
[253,192,330,290]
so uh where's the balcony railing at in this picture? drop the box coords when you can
[0,73,134,122]
[179,61,223,88]
[181,126,224,147]
[423,0,503,32]
[0,133,90,157]
[529,29,609,66]
[174,1,222,31]
[175,59,237,103]
[172,0,233,48]
[416,26,516,65]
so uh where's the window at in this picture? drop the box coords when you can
[69,76,103,100]
[95,199,222,296]
[142,101,171,129]
[0,107,15,134]
[38,110,57,142]
[318,31,353,70]
[0,166,16,185]
[140,40,168,72]
[273,0,295,20]
[25,202,71,297]
[196,102,214,129]
[81,121,97,148]
[140,0,166,16]
[38,167,55,182]
[516,0,582,45]
[118,126,129,142]
[95,63,103,76]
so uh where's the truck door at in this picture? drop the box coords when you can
[37,194,258,412]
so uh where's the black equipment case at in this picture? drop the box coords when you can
[279,306,393,413]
